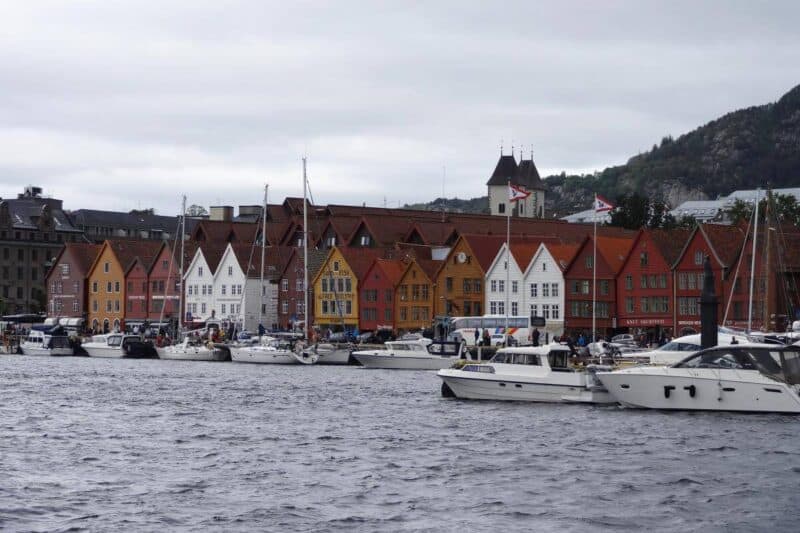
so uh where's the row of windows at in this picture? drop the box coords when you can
[3,266,35,281]
[280,301,305,315]
[362,307,392,321]
[570,301,610,318]
[398,284,426,301]
[624,274,668,290]
[187,302,241,317]
[49,300,79,313]
[91,281,121,293]
[530,282,558,298]
[321,277,352,293]
[186,284,243,296]
[624,296,670,314]
[320,300,353,315]
[444,278,482,293]
[399,306,429,322]
[570,280,610,296]
[90,299,121,313]
[51,281,80,294]
[443,300,482,316]
[280,279,305,292]
[530,303,560,320]
[677,272,706,291]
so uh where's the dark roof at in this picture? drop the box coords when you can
[46,242,101,281]
[0,197,80,232]
[649,228,693,267]
[68,209,195,234]
[107,240,163,272]
[515,159,546,191]
[486,154,519,186]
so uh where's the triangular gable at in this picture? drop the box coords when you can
[86,240,117,280]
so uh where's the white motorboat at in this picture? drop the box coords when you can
[597,343,800,413]
[438,344,614,403]
[637,333,742,365]
[352,339,470,370]
[81,334,156,359]
[156,337,222,361]
[20,326,73,356]
[230,336,318,365]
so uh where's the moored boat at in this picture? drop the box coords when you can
[156,337,224,361]
[20,325,73,357]
[352,338,469,370]
[597,343,800,413]
[82,334,156,359]
[230,336,318,364]
[438,343,614,403]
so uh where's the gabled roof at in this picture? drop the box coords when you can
[595,236,635,274]
[486,154,518,186]
[415,258,443,282]
[197,244,229,274]
[542,242,582,272]
[509,242,542,272]
[394,242,434,261]
[191,220,258,244]
[46,242,101,280]
[226,244,295,280]
[87,239,162,278]
[698,223,746,268]
[367,259,406,287]
[649,228,693,267]
[336,247,394,281]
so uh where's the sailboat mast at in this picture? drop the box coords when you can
[763,190,771,330]
[178,195,186,337]
[747,189,760,332]
[303,157,309,343]
[259,184,268,330]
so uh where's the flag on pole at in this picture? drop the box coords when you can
[509,183,531,202]
[594,194,614,212]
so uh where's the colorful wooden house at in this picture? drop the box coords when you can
[359,258,406,332]
[45,242,101,319]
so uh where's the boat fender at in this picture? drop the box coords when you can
[664,385,676,398]
[683,385,696,398]
[441,382,456,398]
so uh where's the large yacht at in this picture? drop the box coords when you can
[437,344,614,403]
[597,343,800,413]
[20,326,73,356]
[636,333,741,365]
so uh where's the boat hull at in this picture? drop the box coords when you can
[438,371,614,403]
[156,346,221,361]
[19,345,73,357]
[310,344,351,365]
[352,352,459,370]
[597,369,800,413]
[230,347,318,364]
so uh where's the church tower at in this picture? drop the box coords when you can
[486,150,546,218]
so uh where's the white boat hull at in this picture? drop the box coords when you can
[309,345,351,365]
[84,346,126,358]
[230,346,318,365]
[353,352,459,370]
[156,346,219,361]
[438,369,614,403]
[598,368,800,413]
[20,345,73,357]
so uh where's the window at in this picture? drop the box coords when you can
[281,301,288,314]
[73,301,78,313]
[162,260,168,270]
[542,262,547,272]
[446,277,453,292]
[498,280,505,293]
[542,284,550,298]
[640,252,648,266]
[385,308,392,321]
[511,302,518,315]
[640,275,647,289]
[551,283,559,297]
[104,262,109,273]
[530,304,538,317]
[73,281,79,294]
[322,301,329,314]
[228,266,233,276]
[581,280,590,295]
[648,275,657,289]
[599,280,609,296]
[220,284,225,295]
[345,278,352,292]
[61,264,70,275]
[490,301,497,314]
[201,303,206,314]
[659,274,667,289]
[127,300,133,312]
[198,266,204,277]
[345,301,352,315]
[333,261,340,272]
[386,289,393,302]
[585,256,593,269]
[206,284,211,295]
[530,283,538,298]
[498,203,505,214]
[92,281,98,293]
[202,285,207,296]
[474,279,481,292]
[295,279,303,292]
[625,297,634,313]
[641,297,649,313]
[491,280,497,292]
[497,301,505,315]
[552,305,559,319]
[688,273,697,290]
[625,275,632,290]
[93,300,98,312]
[281,279,288,291]
[107,281,112,293]
[360,235,371,246]
[511,281,518,294]
[542,304,550,319]
[115,281,120,293]
[463,279,471,293]
[694,251,704,265]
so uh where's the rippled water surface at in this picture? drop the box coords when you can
[2,355,800,532]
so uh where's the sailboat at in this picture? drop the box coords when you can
[156,197,221,361]
[229,184,318,365]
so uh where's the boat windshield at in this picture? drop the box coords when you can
[490,352,540,365]
[107,335,123,347]
[780,347,800,385]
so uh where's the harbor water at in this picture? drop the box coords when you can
[1,355,799,532]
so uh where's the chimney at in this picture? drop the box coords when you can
[209,206,233,222]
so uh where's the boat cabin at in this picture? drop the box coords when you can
[385,340,429,353]
[490,346,572,370]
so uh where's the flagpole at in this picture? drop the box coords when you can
[505,180,511,347]
[593,194,597,345]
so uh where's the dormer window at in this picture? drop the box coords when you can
[327,236,336,247]
[198,266,204,277]
[360,235,371,246]
[228,266,233,276]
[333,261,340,272]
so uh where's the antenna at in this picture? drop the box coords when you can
[441,165,446,223]
[500,138,504,155]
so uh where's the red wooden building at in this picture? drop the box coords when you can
[359,258,406,332]
[276,247,328,332]
[672,224,744,335]
[563,235,634,339]
[615,228,690,340]
[124,256,150,331]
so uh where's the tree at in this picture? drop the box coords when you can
[186,204,208,217]
[725,193,800,227]
[608,194,650,230]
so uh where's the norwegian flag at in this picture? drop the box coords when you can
[508,183,531,202]
[594,194,614,212]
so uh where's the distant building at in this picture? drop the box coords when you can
[561,208,612,224]
[0,186,84,314]
[68,208,198,242]
[668,200,724,222]
[487,152,546,218]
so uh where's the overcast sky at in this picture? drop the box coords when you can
[1,1,799,216]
